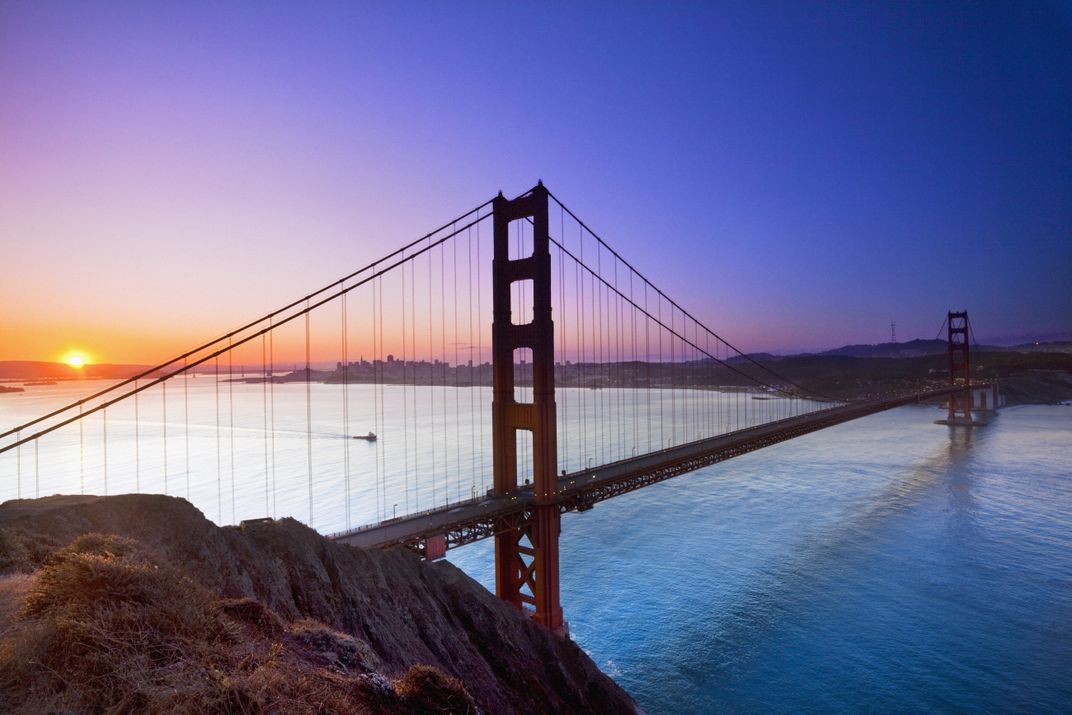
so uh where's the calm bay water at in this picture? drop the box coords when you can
[2,382,1070,711]
[448,404,1072,713]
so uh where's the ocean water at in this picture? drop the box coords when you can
[447,405,1072,713]
[3,383,1070,712]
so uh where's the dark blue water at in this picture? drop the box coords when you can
[448,405,1072,712]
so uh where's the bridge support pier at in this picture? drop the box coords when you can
[491,184,565,634]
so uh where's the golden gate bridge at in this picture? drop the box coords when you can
[0,183,976,635]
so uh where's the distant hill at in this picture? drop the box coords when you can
[818,339,949,359]
[814,338,1072,359]
[0,361,154,380]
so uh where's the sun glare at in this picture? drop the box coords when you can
[63,351,89,369]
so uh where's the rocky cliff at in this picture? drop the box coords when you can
[0,494,637,714]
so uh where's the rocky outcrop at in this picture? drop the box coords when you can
[0,494,637,714]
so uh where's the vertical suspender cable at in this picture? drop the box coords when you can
[184,357,190,499]
[631,271,638,453]
[215,357,222,521]
[378,275,387,514]
[411,260,419,507]
[651,293,660,443]
[263,332,270,518]
[102,411,108,495]
[269,321,277,518]
[422,251,430,508]
[577,229,586,467]
[596,242,604,464]
[670,306,676,446]
[645,283,651,453]
[229,338,235,521]
[468,227,476,499]
[79,404,84,494]
[441,235,448,503]
[306,301,313,526]
[453,227,461,502]
[162,381,167,494]
[402,261,410,513]
[373,274,381,520]
[341,283,351,529]
[558,207,568,470]
[476,221,487,492]
[134,379,140,491]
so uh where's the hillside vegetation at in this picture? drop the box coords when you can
[0,495,636,714]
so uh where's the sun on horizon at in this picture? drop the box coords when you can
[62,351,90,369]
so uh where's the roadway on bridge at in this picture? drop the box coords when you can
[332,388,957,553]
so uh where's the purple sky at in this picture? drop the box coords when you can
[2,2,1069,363]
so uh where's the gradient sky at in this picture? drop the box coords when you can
[2,1,1070,364]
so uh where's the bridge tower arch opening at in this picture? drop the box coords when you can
[491,183,565,634]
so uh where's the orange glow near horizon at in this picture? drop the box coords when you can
[62,350,90,369]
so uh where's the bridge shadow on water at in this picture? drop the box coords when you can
[656,422,991,708]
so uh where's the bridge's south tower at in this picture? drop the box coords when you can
[491,184,564,634]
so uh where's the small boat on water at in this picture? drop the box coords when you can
[352,432,377,441]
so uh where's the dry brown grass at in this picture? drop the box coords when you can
[0,532,477,714]
[394,664,477,714]
[0,527,37,573]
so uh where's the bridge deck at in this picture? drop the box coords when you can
[331,388,957,554]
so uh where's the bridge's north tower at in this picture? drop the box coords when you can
[491,184,565,634]
[940,310,978,426]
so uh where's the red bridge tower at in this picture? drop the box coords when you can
[942,310,976,425]
[491,184,565,634]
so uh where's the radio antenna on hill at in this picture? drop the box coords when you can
[890,320,897,343]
